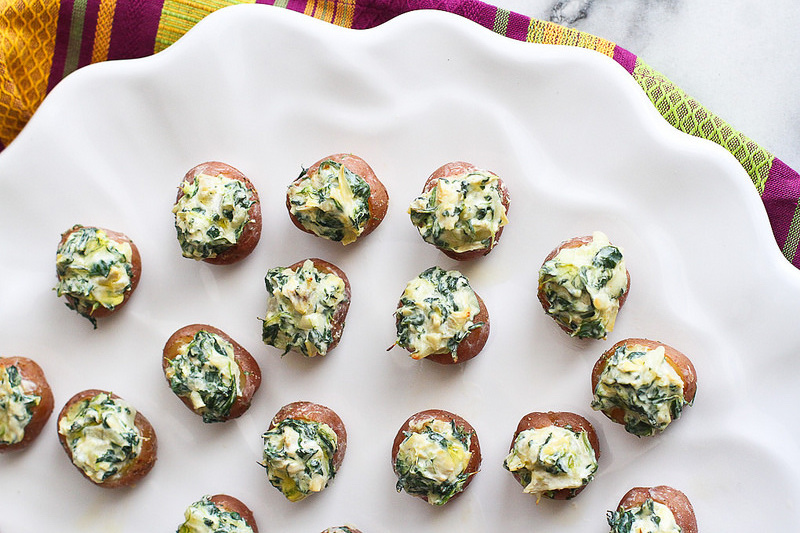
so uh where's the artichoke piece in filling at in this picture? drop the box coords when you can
[395,266,482,361]
[57,392,142,483]
[55,226,133,319]
[591,344,687,436]
[503,425,597,499]
[0,365,41,445]
[408,169,508,253]
[261,418,338,501]
[165,330,242,423]
[538,231,627,339]
[608,498,683,533]
[177,496,254,533]
[261,260,347,357]
[287,160,372,245]
[173,173,255,259]
[395,418,473,506]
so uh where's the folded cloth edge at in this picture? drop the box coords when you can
[2,0,800,266]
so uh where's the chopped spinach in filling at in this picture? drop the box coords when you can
[55,226,133,323]
[503,425,597,499]
[0,365,41,445]
[261,418,338,501]
[408,169,508,253]
[177,495,254,533]
[395,418,473,506]
[165,330,242,423]
[287,159,372,245]
[57,392,142,483]
[538,231,627,339]
[395,266,482,361]
[322,528,358,533]
[261,260,347,357]
[607,498,683,533]
[591,344,687,436]
[173,173,255,259]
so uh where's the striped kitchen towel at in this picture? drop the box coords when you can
[2,0,799,265]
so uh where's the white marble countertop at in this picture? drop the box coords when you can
[492,0,800,173]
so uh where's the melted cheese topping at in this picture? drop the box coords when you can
[262,260,347,357]
[408,169,508,253]
[538,231,627,339]
[395,266,481,360]
[592,344,686,436]
[395,418,473,506]
[177,496,254,533]
[165,330,242,423]
[609,499,682,533]
[287,159,372,245]
[0,365,40,445]
[503,425,597,497]
[261,418,338,501]
[58,392,142,483]
[173,173,254,259]
[55,226,133,316]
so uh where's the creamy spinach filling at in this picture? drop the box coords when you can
[165,330,242,423]
[0,365,41,445]
[55,226,133,323]
[287,160,372,245]
[503,425,597,498]
[261,260,347,357]
[173,173,255,259]
[395,418,473,506]
[408,169,508,253]
[395,266,482,361]
[177,495,254,533]
[57,392,142,483]
[608,498,683,533]
[591,344,686,436]
[538,231,627,339]
[322,528,358,533]
[261,418,338,502]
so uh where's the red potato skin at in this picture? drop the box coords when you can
[285,258,352,355]
[57,225,142,320]
[537,234,631,336]
[508,411,600,500]
[0,357,54,453]
[56,389,157,488]
[615,485,698,533]
[391,409,482,504]
[176,161,262,265]
[286,153,389,242]
[209,494,259,533]
[421,161,511,261]
[269,401,347,471]
[591,338,697,428]
[162,324,262,421]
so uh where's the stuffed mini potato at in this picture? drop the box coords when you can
[55,224,142,326]
[286,153,388,245]
[408,161,510,260]
[503,411,600,500]
[173,161,262,264]
[0,356,54,452]
[260,401,347,502]
[163,324,261,423]
[393,266,490,364]
[607,485,698,533]
[392,409,481,505]
[177,494,259,533]
[537,231,629,339]
[56,389,157,488]
[591,338,697,437]
[261,258,351,357]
